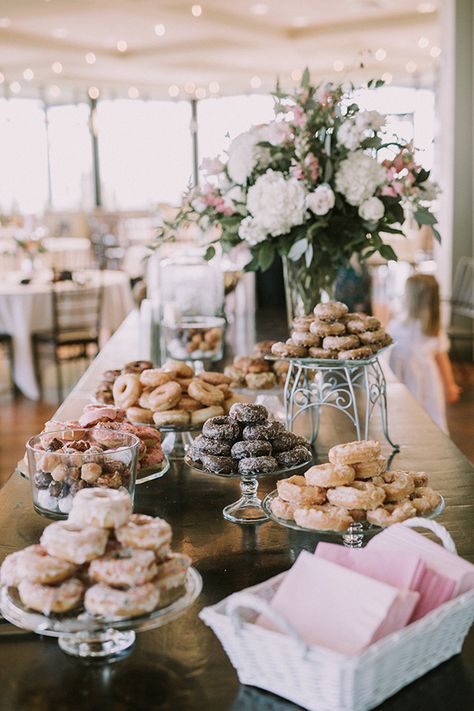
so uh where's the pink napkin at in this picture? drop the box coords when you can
[257,551,419,655]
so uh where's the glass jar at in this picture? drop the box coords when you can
[162,315,226,362]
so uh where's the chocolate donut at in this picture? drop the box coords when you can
[201,454,235,475]
[122,360,153,375]
[229,403,268,424]
[187,445,203,463]
[242,421,284,441]
[202,416,240,442]
[238,456,277,475]
[192,434,232,457]
[275,445,311,468]
[271,432,301,453]
[231,440,272,460]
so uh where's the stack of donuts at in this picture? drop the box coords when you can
[188,403,311,475]
[0,489,191,619]
[271,439,442,531]
[224,341,289,390]
[109,359,240,428]
[271,301,392,360]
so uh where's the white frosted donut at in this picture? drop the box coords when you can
[15,545,77,584]
[89,547,157,587]
[304,463,355,488]
[0,551,25,587]
[292,315,314,332]
[152,409,190,426]
[290,331,320,347]
[327,481,385,510]
[372,471,415,502]
[270,497,297,520]
[277,475,326,506]
[18,578,85,615]
[322,335,360,351]
[85,582,159,618]
[367,501,417,527]
[41,521,108,565]
[328,440,381,466]
[139,369,173,388]
[115,514,172,553]
[148,381,182,412]
[191,405,225,425]
[410,486,442,513]
[154,553,191,592]
[353,456,387,480]
[113,374,141,409]
[294,504,353,531]
[69,488,132,529]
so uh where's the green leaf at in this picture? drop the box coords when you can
[203,245,216,261]
[258,241,275,272]
[305,242,314,269]
[379,244,398,261]
[243,255,260,272]
[414,209,437,226]
[362,136,382,149]
[432,226,442,243]
[287,238,308,261]
[324,158,333,182]
[379,225,404,235]
[301,67,310,89]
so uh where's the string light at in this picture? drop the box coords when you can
[168,84,180,97]
[117,40,128,52]
[128,86,139,99]
[208,81,220,94]
[430,45,441,58]
[9,81,21,94]
[85,52,96,64]
[250,75,262,89]
[52,61,63,74]
[381,72,392,85]
[154,23,166,36]
[333,60,344,72]
[23,68,34,81]
[195,87,206,99]
[191,5,202,17]
[291,68,302,81]
[406,60,417,74]
[418,36,430,49]
[88,86,100,99]
[375,48,386,61]
[184,82,196,94]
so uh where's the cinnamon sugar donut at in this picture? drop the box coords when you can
[41,521,108,565]
[372,471,415,502]
[18,578,85,615]
[148,381,182,412]
[153,409,190,426]
[353,456,387,479]
[277,475,326,506]
[328,440,381,466]
[322,335,360,351]
[292,315,315,332]
[69,488,132,529]
[308,347,338,359]
[309,320,346,337]
[15,545,77,584]
[410,486,442,513]
[271,342,307,358]
[139,369,174,388]
[305,463,355,488]
[367,502,417,527]
[115,514,172,553]
[270,497,297,520]
[290,331,321,347]
[294,504,353,531]
[85,581,159,618]
[327,481,385,510]
[313,301,348,321]
[188,378,224,406]
[113,374,141,409]
[338,347,373,360]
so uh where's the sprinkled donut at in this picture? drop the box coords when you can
[327,481,385,510]
[309,320,346,337]
[192,434,232,457]
[242,421,284,441]
[115,514,172,553]
[41,521,108,565]
[338,347,374,360]
[139,369,174,388]
[155,553,191,592]
[305,462,355,488]
[188,378,224,406]
[18,578,85,615]
[353,456,387,479]
[277,475,326,506]
[153,409,190,426]
[270,496,297,520]
[322,335,360,351]
[275,445,311,468]
[200,454,234,474]
[271,342,307,358]
[14,545,77,585]
[410,486,442,513]
[90,547,157,587]
[69,488,132,529]
[372,471,415,502]
[229,402,268,424]
[231,440,272,460]
[313,301,348,321]
[238,456,278,475]
[85,581,159,618]
[367,502,417,527]
[294,504,353,531]
[328,440,381,466]
[270,432,304,453]
[190,405,224,425]
[148,381,182,412]
[308,347,339,359]
[202,415,240,441]
[122,360,153,375]
[290,331,321,347]
[113,374,141,409]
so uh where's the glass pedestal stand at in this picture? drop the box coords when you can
[161,428,199,460]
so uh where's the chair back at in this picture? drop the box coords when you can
[451,257,474,320]
[51,281,102,338]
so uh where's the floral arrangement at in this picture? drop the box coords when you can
[165,71,439,315]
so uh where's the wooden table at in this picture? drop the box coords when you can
[0,311,473,711]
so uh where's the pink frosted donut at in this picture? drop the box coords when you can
[139,447,165,469]
[79,404,125,428]
[85,582,159,618]
[89,547,158,587]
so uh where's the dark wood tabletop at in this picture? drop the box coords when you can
[0,310,473,711]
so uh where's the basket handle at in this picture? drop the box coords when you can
[227,592,309,656]
[401,517,457,553]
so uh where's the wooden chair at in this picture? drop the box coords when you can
[32,281,102,401]
[447,257,474,343]
[0,333,15,397]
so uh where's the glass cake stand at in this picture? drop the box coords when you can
[0,567,202,660]
[128,421,202,461]
[263,490,446,548]
[185,455,312,525]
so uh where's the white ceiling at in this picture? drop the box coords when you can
[0,0,440,101]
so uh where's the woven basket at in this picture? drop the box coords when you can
[200,519,474,711]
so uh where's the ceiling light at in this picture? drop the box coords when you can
[251,3,269,15]
[168,84,180,97]
[250,75,262,89]
[52,61,63,74]
[88,86,100,100]
[406,60,417,73]
[375,48,386,61]
[128,86,139,99]
[430,45,441,57]
[381,72,392,85]
[333,60,344,72]
[417,2,436,13]
[208,81,220,94]
[49,85,61,98]
[184,82,196,94]
[154,23,166,36]
[195,87,207,99]
[117,40,128,52]
[52,28,68,38]
[418,36,430,49]
[0,18,11,28]
[0,72,4,84]
[23,68,34,81]
[291,68,302,81]
[292,16,309,28]
[85,52,96,64]
[191,5,202,17]
[9,81,21,94]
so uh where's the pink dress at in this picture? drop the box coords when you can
[388,317,449,433]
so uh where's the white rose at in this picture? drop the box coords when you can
[247,169,307,237]
[200,156,225,175]
[238,216,267,246]
[227,127,270,185]
[355,110,385,132]
[191,197,206,214]
[358,196,385,222]
[306,184,335,216]
[337,120,363,151]
[335,151,386,206]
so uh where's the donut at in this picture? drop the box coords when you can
[233,356,252,371]
[309,320,346,337]
[338,347,374,360]
[198,371,232,386]
[372,471,415,502]
[202,415,240,441]
[89,547,157,587]
[412,471,429,487]
[353,456,387,480]
[140,447,164,470]
[367,502,417,527]
[224,366,246,387]
[103,369,121,384]
[85,581,159,618]
[192,434,231,456]
[270,496,297,520]
[359,329,387,345]
[290,331,321,347]
[148,381,182,412]
[115,514,172,553]
[191,405,224,425]
[409,486,442,513]
[245,372,276,390]
[161,360,194,379]
[187,379,223,406]
[126,406,154,424]
[178,396,201,412]
[275,446,311,468]
[14,545,77,584]
[254,340,278,356]
[242,421,284,441]
[153,409,190,426]
[322,335,360,351]
[345,319,369,334]
[0,551,24,587]
[294,504,353,531]
[231,440,272,459]
[308,347,338,359]
[69,488,132,529]
[359,316,381,331]
[79,404,125,427]
[139,369,173,388]
[328,440,381,466]
[113,374,141,409]
[122,360,153,375]
[313,301,348,321]
[176,376,194,391]
[326,481,385,510]
[155,553,191,592]
[291,315,314,332]
[229,402,267,424]
[200,454,235,474]
[277,475,326,506]
[238,456,277,475]
[305,463,355,488]
[18,578,85,615]
[271,342,307,358]
[270,432,301,453]
[41,521,108,565]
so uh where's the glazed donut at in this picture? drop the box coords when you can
[153,409,190,426]
[245,372,276,390]
[345,319,368,334]
[85,581,159,618]
[200,454,234,474]
[202,415,240,441]
[198,372,232,386]
[122,360,153,375]
[0,551,23,587]
[161,360,194,379]
[275,446,311,468]
[138,389,153,409]
[41,521,108,565]
[326,481,385,510]
[359,316,381,331]
[15,545,77,584]
[353,456,387,480]
[290,331,321,347]
[192,434,231,456]
[116,514,172,553]
[69,488,132,529]
[238,456,277,475]
[328,440,381,466]
[229,402,267,424]
[103,369,121,384]
[277,475,326,506]
[270,496,297,520]
[148,381,182,412]
[309,320,346,337]
[126,406,154,424]
[191,405,224,425]
[178,396,201,412]
[359,329,387,345]
[242,421,284,441]
[18,578,85,615]
[247,358,270,374]
[291,315,315,332]
[271,342,307,358]
[176,377,193,391]
[294,504,353,531]
[367,502,417,527]
[410,486,442,513]
[322,335,360,352]
[139,369,173,388]
[113,374,141,409]
[372,471,415,502]
[313,301,348,321]
[338,347,373,360]
[155,553,191,592]
[79,404,125,427]
[231,440,272,459]
[305,463,355,488]
[89,547,157,587]
[187,379,224,406]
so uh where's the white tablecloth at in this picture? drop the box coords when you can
[0,270,134,399]
[41,237,92,270]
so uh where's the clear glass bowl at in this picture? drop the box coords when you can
[26,428,140,519]
[163,315,226,362]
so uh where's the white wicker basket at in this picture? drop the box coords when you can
[200,519,474,711]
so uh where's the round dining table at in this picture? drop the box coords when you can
[0,269,134,400]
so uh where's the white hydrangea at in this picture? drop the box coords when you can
[306,184,335,216]
[355,110,385,132]
[247,170,307,237]
[335,151,386,206]
[227,127,270,185]
[258,120,291,146]
[238,216,267,246]
[337,120,363,151]
[358,196,385,222]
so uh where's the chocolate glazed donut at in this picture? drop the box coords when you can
[202,416,240,442]
[231,440,272,460]
[192,434,232,457]
[275,445,311,468]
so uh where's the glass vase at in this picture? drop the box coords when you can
[282,254,335,328]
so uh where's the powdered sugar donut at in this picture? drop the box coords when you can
[294,504,353,531]
[304,463,355,488]
[322,335,360,351]
[18,578,84,615]
[89,547,157,587]
[372,471,415,502]
[115,514,172,553]
[15,545,77,584]
[410,486,442,513]
[328,440,381,466]
[353,456,387,479]
[85,581,159,618]
[41,521,108,565]
[313,301,348,321]
[69,488,132,529]
[270,496,297,520]
[367,502,417,527]
[327,481,385,510]
[277,475,326,506]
